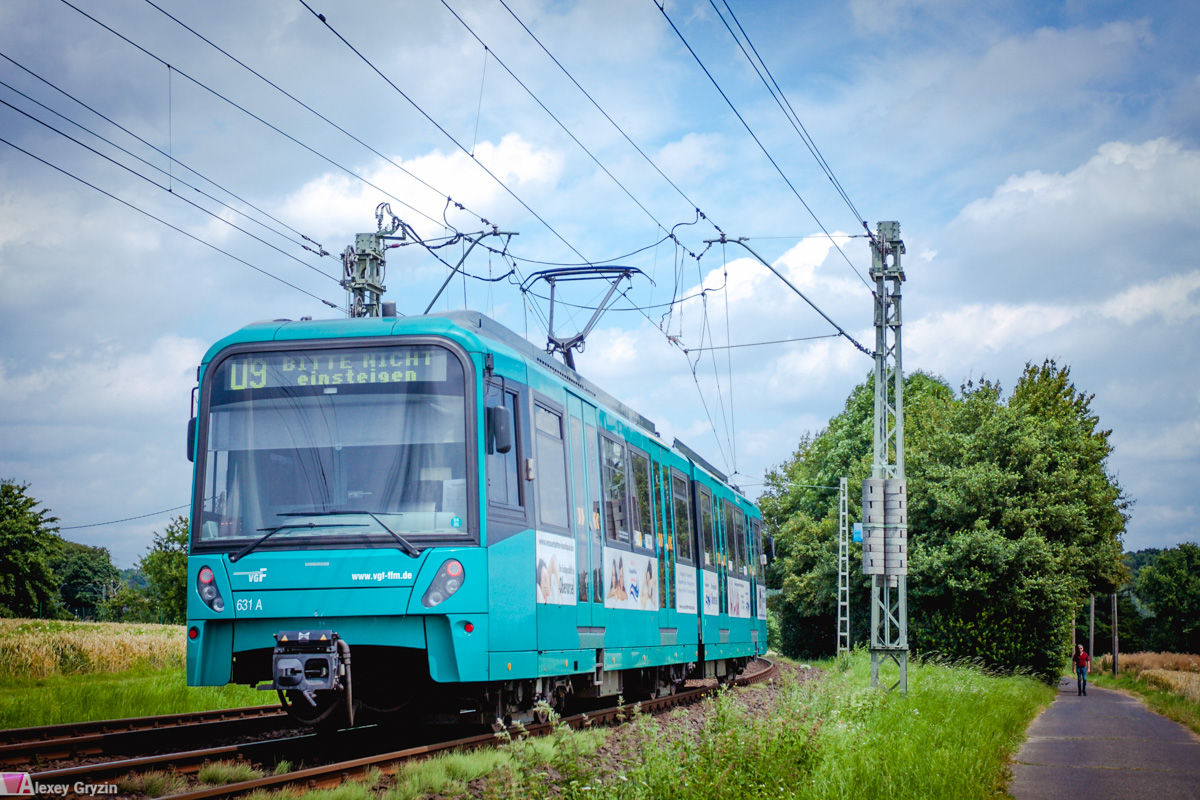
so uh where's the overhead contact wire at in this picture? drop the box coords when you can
[56,0,445,229]
[711,0,873,253]
[493,0,722,236]
[440,0,669,235]
[298,1,594,266]
[0,98,339,284]
[138,0,493,229]
[0,81,337,281]
[0,137,342,310]
[654,1,870,289]
[0,52,333,260]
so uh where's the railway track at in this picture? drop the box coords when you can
[40,658,777,799]
[1,706,290,768]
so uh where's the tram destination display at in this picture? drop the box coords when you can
[220,346,449,392]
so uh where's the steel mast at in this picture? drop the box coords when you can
[862,221,908,691]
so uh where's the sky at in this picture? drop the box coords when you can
[1,0,1197,568]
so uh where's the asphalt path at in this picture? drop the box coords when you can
[1010,674,1200,799]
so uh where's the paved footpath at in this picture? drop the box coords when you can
[1010,675,1200,799]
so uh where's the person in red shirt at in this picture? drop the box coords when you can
[1072,644,1091,696]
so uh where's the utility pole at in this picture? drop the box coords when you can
[1089,594,1095,661]
[1112,593,1119,674]
[837,477,850,654]
[862,221,908,692]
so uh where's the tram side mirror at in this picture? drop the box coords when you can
[765,535,777,566]
[187,417,197,463]
[489,405,513,454]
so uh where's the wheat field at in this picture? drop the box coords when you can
[0,618,184,678]
[1094,651,1200,675]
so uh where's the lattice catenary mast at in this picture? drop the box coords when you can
[837,476,850,655]
[861,221,908,692]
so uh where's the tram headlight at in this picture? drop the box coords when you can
[197,566,225,612]
[421,559,465,608]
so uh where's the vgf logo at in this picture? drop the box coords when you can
[233,567,268,583]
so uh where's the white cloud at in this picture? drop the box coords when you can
[1101,269,1200,325]
[959,139,1197,228]
[0,335,204,425]
[277,133,564,241]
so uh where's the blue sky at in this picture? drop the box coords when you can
[1,0,1197,567]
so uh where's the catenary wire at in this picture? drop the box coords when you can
[56,0,447,230]
[683,333,839,352]
[0,86,337,282]
[137,0,496,231]
[0,51,334,260]
[0,135,343,311]
[495,0,725,309]
[60,505,190,530]
[0,97,339,284]
[298,0,594,267]
[711,0,871,238]
[440,0,671,236]
[653,1,871,290]
[495,0,722,238]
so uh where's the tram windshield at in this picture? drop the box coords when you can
[195,343,471,551]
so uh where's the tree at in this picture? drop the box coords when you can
[99,580,156,623]
[50,541,120,619]
[761,372,952,658]
[1136,543,1200,654]
[137,516,189,624]
[0,480,63,618]
[762,361,1129,681]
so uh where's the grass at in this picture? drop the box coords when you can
[198,760,267,786]
[796,653,1054,799]
[0,664,266,729]
[213,653,1052,800]
[0,618,184,677]
[116,770,189,798]
[384,747,512,800]
[0,617,263,729]
[1091,651,1200,737]
[473,651,1054,800]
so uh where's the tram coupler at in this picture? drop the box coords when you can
[264,630,347,701]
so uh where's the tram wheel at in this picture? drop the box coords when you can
[278,689,347,729]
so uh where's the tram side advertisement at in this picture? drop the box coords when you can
[536,531,577,605]
[603,549,659,610]
[727,577,751,619]
[676,568,697,614]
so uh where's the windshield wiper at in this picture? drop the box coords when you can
[281,510,421,558]
[230,521,366,563]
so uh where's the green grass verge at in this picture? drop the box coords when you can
[481,651,1054,800]
[796,653,1054,799]
[1090,671,1200,737]
[0,666,266,729]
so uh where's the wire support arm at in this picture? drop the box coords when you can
[707,237,873,357]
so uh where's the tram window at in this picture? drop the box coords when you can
[533,404,569,530]
[630,450,655,552]
[699,488,715,568]
[600,436,631,546]
[672,474,693,564]
[485,383,520,508]
[569,416,589,603]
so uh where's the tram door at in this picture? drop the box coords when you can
[566,396,603,631]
